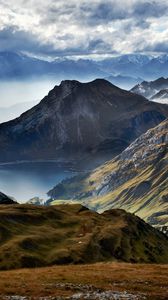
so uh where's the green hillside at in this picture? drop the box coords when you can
[0,204,168,270]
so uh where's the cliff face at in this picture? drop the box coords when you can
[0,79,167,166]
[48,119,168,227]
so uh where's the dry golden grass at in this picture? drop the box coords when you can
[0,262,168,299]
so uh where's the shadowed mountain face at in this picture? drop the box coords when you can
[0,79,168,165]
[48,119,168,228]
[0,204,168,270]
[0,192,16,204]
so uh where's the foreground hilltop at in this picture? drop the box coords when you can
[0,204,168,270]
[48,119,168,227]
[0,79,168,166]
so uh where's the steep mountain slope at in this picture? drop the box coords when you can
[0,192,16,204]
[48,119,168,228]
[0,79,168,165]
[131,77,168,99]
[0,204,168,270]
[151,89,168,104]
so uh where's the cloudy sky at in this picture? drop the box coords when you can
[0,0,168,59]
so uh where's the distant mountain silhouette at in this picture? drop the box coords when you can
[2,52,168,82]
[150,89,168,104]
[0,51,107,81]
[131,77,168,99]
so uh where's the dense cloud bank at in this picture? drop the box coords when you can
[0,1,168,58]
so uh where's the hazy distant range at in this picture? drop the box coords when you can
[0,79,58,122]
[2,51,168,122]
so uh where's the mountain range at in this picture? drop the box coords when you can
[0,51,107,82]
[2,51,168,85]
[99,54,168,79]
[0,203,168,270]
[0,79,168,166]
[48,119,168,229]
[151,89,168,104]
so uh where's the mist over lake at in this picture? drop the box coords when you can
[0,162,75,202]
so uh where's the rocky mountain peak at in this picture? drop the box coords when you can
[60,79,81,87]
[45,80,81,101]
[59,80,81,99]
[0,79,168,164]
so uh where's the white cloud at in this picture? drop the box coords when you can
[0,0,168,58]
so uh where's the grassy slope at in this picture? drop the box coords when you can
[88,154,168,223]
[51,157,168,226]
[0,204,168,270]
[50,120,168,227]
